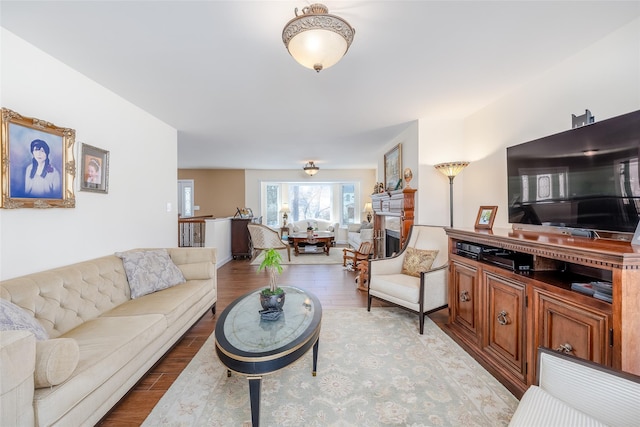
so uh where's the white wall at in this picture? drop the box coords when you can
[0,29,178,280]
[417,119,466,226]
[374,120,422,218]
[204,218,232,266]
[418,17,640,229]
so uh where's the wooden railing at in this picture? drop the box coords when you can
[178,215,213,247]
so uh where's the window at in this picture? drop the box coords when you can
[265,184,280,226]
[342,184,355,224]
[262,181,361,227]
[177,179,194,218]
[288,184,332,221]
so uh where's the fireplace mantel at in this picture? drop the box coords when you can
[371,188,416,257]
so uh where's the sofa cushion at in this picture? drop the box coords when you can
[0,298,49,341]
[102,280,212,326]
[34,338,79,388]
[176,262,213,281]
[401,248,438,277]
[116,249,186,299]
[33,314,166,426]
[508,385,606,427]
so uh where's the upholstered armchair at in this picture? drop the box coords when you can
[247,223,291,261]
[367,225,449,334]
[509,347,640,426]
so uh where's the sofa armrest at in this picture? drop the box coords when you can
[359,228,374,243]
[1,330,36,426]
[535,347,640,426]
[167,248,217,281]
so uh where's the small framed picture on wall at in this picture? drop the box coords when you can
[80,143,109,193]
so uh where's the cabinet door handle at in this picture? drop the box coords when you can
[459,291,470,302]
[556,343,573,354]
[497,310,510,325]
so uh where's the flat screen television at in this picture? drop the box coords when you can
[507,110,640,235]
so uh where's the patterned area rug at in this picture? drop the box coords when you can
[143,308,518,426]
[250,246,346,266]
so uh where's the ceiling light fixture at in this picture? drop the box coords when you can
[303,161,320,176]
[282,3,355,73]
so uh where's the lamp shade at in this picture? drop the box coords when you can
[283,4,355,72]
[363,202,373,213]
[280,203,291,214]
[434,161,469,178]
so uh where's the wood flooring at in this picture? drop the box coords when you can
[97,258,447,426]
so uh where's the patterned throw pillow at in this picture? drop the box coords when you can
[0,298,49,341]
[116,249,186,299]
[401,247,439,277]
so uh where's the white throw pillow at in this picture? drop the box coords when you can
[116,249,186,299]
[0,298,49,341]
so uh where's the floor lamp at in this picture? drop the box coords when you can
[434,161,469,227]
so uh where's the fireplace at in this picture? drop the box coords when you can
[371,188,416,258]
[385,229,400,257]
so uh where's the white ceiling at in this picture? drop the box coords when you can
[1,1,639,170]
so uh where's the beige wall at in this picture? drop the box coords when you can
[178,169,244,218]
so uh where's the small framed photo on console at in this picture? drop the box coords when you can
[475,206,497,229]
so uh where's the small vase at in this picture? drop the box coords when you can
[259,290,286,320]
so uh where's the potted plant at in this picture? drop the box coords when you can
[257,248,285,316]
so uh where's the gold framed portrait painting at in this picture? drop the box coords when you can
[1,108,76,208]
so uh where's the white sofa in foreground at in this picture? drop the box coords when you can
[0,247,217,427]
[509,347,640,427]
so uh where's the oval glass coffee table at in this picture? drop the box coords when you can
[214,286,322,427]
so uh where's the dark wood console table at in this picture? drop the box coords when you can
[231,218,253,259]
[371,188,416,257]
[445,227,640,398]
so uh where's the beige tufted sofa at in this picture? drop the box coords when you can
[0,247,217,427]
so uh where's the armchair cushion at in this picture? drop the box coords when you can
[370,273,421,304]
[510,385,606,427]
[401,248,438,277]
